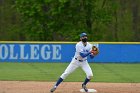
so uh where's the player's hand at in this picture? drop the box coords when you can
[90,46,99,56]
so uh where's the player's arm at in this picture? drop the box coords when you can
[89,54,94,59]
[80,45,99,58]
[76,44,92,58]
[88,44,94,59]
[80,51,91,58]
[76,44,90,58]
[80,51,95,58]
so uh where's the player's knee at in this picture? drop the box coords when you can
[87,75,93,79]
[61,72,70,79]
[64,73,69,77]
[89,76,93,79]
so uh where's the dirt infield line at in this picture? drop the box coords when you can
[0,81,140,93]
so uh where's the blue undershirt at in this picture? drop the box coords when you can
[80,52,94,59]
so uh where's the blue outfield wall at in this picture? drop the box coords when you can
[0,42,140,63]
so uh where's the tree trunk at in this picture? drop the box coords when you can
[131,0,139,41]
[102,0,107,8]
[83,0,93,40]
[114,9,118,41]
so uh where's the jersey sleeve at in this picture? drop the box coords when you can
[76,44,83,52]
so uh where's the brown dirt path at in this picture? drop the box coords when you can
[0,81,140,93]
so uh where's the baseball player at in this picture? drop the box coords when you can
[50,32,98,92]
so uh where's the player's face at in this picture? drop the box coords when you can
[80,36,87,42]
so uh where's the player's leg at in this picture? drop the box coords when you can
[60,62,79,79]
[50,77,63,92]
[81,61,93,92]
[81,61,93,84]
[54,63,78,86]
[50,60,79,92]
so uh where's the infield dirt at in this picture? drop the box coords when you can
[0,81,140,93]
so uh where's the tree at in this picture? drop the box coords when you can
[14,0,113,41]
[0,0,24,40]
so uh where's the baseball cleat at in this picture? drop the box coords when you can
[82,84,88,92]
[50,87,56,93]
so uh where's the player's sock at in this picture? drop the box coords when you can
[83,77,90,85]
[55,77,63,87]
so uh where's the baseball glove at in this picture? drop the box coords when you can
[91,46,99,56]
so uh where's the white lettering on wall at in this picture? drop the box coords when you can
[0,44,8,59]
[41,45,51,60]
[30,45,39,59]
[20,45,29,59]
[9,45,18,59]
[0,44,62,61]
[52,45,61,60]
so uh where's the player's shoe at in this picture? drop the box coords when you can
[50,86,57,93]
[82,84,88,92]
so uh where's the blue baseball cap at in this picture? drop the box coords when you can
[80,32,87,38]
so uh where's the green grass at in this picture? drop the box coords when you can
[0,62,140,83]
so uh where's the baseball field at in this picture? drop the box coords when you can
[0,62,140,93]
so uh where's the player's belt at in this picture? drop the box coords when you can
[75,58,86,62]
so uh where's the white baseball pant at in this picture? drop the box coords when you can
[60,58,93,79]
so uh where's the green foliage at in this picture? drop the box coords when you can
[1,0,140,41]
[14,0,113,41]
